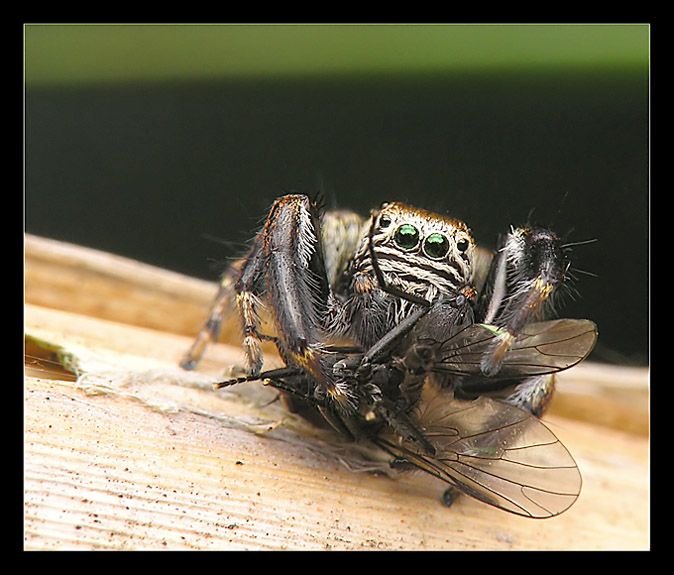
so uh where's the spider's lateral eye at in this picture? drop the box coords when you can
[423,233,450,259]
[379,215,392,229]
[394,224,420,250]
[457,237,470,252]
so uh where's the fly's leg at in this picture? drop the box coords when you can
[476,226,570,377]
[369,391,437,455]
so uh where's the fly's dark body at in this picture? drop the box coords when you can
[181,194,597,518]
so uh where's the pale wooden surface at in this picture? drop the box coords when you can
[24,234,650,550]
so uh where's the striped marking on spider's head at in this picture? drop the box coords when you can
[356,202,477,299]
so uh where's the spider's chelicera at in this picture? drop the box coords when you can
[181,194,597,518]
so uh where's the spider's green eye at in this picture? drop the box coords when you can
[394,224,420,250]
[423,233,450,259]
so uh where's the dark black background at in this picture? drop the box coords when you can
[25,70,649,365]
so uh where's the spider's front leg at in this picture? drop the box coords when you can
[235,194,358,408]
[476,226,570,377]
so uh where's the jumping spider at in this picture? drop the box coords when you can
[181,194,597,518]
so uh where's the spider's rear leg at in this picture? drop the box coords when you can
[180,263,240,371]
[477,226,570,377]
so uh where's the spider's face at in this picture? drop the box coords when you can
[367,202,476,298]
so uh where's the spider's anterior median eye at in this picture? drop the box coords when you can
[423,233,450,259]
[394,224,420,250]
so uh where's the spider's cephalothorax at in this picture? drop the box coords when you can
[331,202,477,349]
[182,197,479,404]
[180,194,597,518]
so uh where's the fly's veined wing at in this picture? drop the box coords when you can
[431,319,597,378]
[374,395,582,518]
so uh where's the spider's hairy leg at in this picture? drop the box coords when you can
[477,226,570,377]
[249,194,356,406]
[235,236,268,376]
[319,209,365,290]
[505,373,556,417]
[180,262,240,371]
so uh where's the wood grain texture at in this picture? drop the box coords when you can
[24,234,650,550]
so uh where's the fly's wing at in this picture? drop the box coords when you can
[374,395,581,518]
[431,319,597,378]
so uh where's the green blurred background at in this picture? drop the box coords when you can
[24,24,649,364]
